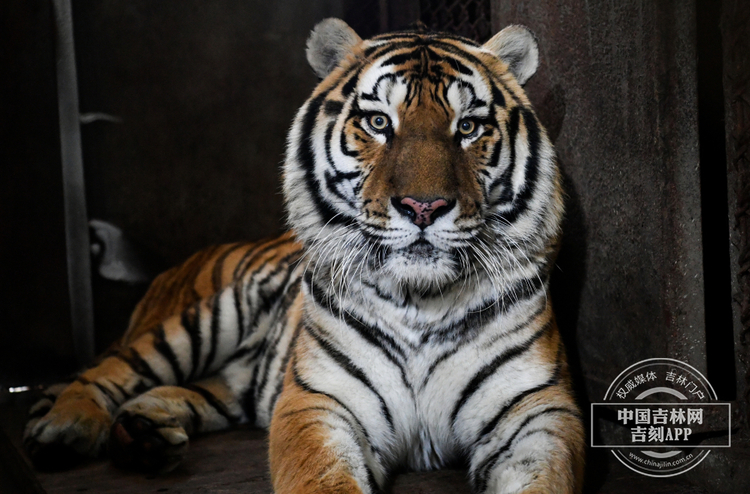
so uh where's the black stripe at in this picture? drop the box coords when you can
[473,406,580,492]
[433,49,474,75]
[363,40,418,59]
[246,250,303,332]
[233,236,291,280]
[182,304,202,382]
[277,409,379,491]
[291,359,378,449]
[367,33,420,46]
[227,340,264,364]
[360,73,398,102]
[430,41,525,108]
[187,384,240,425]
[306,274,412,394]
[428,33,481,46]
[365,465,379,493]
[202,295,222,376]
[489,106,521,199]
[422,303,546,389]
[253,250,302,291]
[276,404,380,487]
[305,271,406,365]
[493,337,561,432]
[304,325,395,433]
[497,276,545,309]
[476,376,560,444]
[117,347,163,386]
[493,108,542,221]
[111,381,131,400]
[266,320,302,416]
[341,68,362,97]
[306,272,406,357]
[425,275,544,344]
[323,120,360,209]
[325,169,360,187]
[153,324,185,385]
[93,382,118,408]
[339,118,361,158]
[381,50,423,68]
[324,100,344,115]
[185,400,203,433]
[324,122,338,166]
[450,321,551,425]
[241,336,269,422]
[491,84,506,108]
[297,93,348,225]
[360,279,404,306]
[234,283,246,345]
[254,347,281,414]
[236,245,300,292]
[368,32,480,49]
[211,243,244,290]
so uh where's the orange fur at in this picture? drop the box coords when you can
[270,358,365,494]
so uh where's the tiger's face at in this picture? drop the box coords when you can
[284,20,562,292]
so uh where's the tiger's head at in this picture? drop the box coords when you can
[283,19,563,293]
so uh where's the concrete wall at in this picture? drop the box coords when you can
[1,0,346,381]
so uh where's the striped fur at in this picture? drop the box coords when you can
[25,20,584,493]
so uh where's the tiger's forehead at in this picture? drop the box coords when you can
[366,31,481,51]
[361,34,487,79]
[353,34,496,113]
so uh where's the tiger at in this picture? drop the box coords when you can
[23,18,585,494]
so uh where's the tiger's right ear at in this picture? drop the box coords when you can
[483,25,539,85]
[306,18,362,78]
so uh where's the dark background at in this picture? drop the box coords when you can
[2,0,748,492]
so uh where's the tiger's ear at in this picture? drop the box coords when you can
[483,25,539,85]
[306,18,362,78]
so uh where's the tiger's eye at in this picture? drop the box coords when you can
[458,119,476,136]
[369,114,390,131]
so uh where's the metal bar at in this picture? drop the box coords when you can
[52,0,95,366]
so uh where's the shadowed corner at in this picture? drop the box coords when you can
[533,82,608,493]
[26,441,86,472]
[538,84,566,145]
[550,166,606,493]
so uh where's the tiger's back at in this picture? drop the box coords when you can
[116,233,302,354]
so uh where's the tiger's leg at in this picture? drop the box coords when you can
[467,386,585,494]
[108,374,246,472]
[269,357,386,494]
[24,383,70,433]
[22,382,77,469]
[24,283,250,465]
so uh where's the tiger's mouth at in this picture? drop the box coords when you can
[376,237,460,289]
[402,239,437,257]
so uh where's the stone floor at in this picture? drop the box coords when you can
[0,397,712,494]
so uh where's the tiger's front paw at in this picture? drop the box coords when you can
[109,409,189,473]
[24,395,112,470]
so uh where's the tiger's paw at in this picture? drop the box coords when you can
[109,410,189,473]
[23,395,112,470]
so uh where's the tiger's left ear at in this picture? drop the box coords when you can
[483,25,539,85]
[306,18,362,78]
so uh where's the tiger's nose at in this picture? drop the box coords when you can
[391,197,456,229]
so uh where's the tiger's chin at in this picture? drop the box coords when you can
[379,241,460,290]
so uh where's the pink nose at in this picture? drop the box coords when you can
[392,197,455,228]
